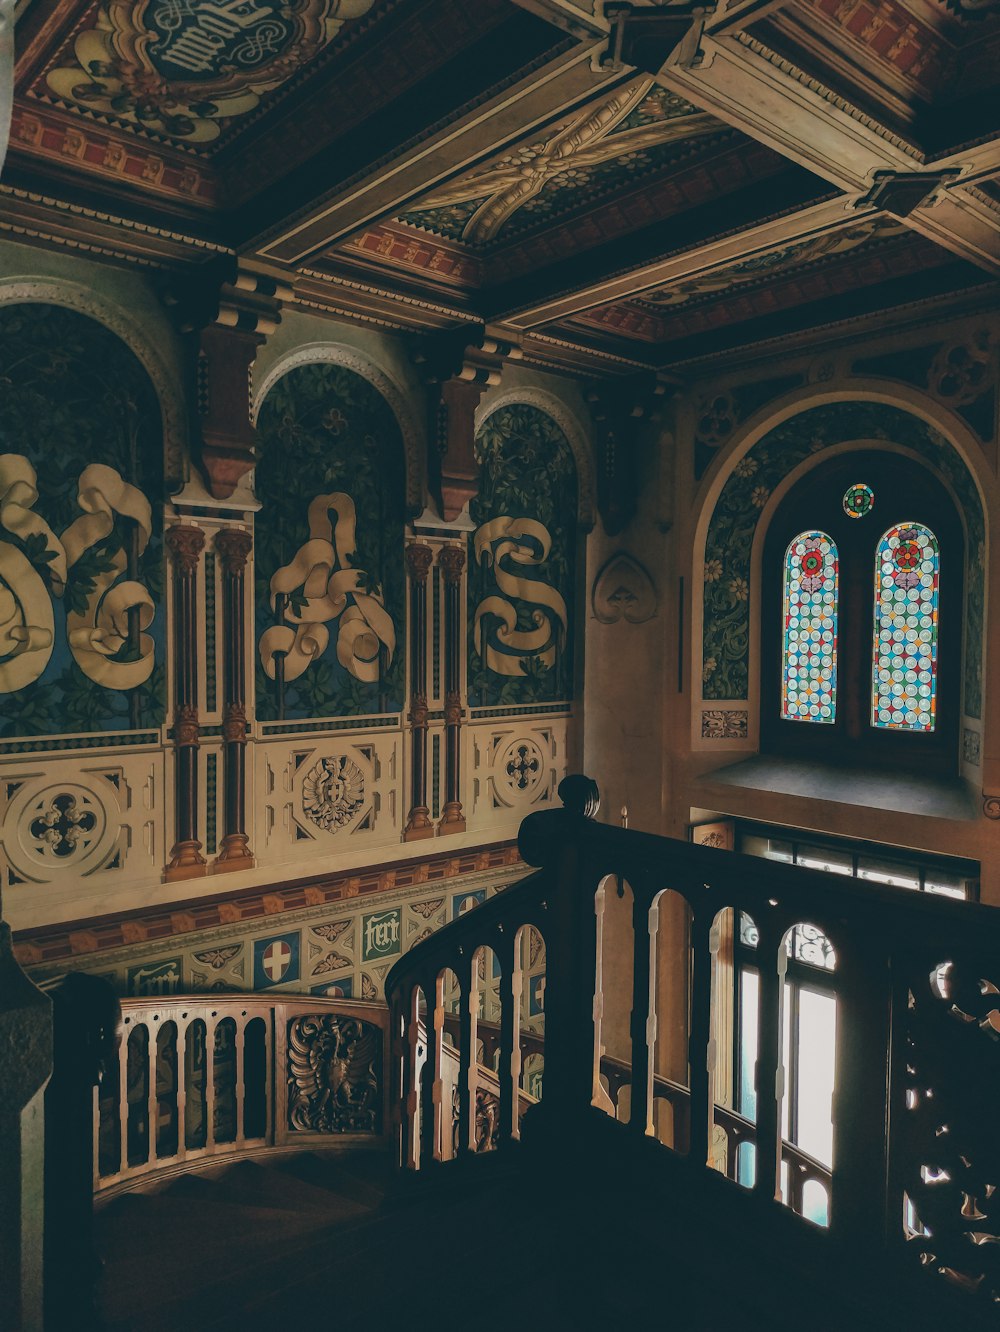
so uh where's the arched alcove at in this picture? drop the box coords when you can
[695,396,988,751]
[253,358,407,721]
[0,299,167,737]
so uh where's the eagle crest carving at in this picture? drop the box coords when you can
[287,1014,381,1133]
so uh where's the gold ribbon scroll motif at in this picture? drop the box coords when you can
[259,492,395,684]
[0,454,62,691]
[473,517,568,676]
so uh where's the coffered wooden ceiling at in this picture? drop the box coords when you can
[5,0,1000,375]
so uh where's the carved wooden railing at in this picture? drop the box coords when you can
[385,774,1000,1321]
[93,996,390,1195]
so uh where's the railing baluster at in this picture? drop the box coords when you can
[235,1016,246,1146]
[146,1020,157,1164]
[829,934,892,1250]
[205,1017,217,1151]
[629,883,657,1138]
[689,908,716,1168]
[498,932,520,1145]
[176,1020,187,1158]
[421,976,442,1164]
[117,1025,129,1173]
[458,957,475,1156]
[754,919,786,1204]
[402,987,421,1169]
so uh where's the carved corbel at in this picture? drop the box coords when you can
[411,328,522,522]
[601,2,717,73]
[587,371,678,536]
[162,258,292,500]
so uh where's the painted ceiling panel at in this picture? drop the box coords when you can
[27,0,381,150]
[397,79,734,248]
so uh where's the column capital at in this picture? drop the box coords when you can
[405,542,434,581]
[438,543,466,583]
[215,527,253,574]
[166,524,206,575]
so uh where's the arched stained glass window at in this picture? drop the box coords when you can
[782,531,838,724]
[872,523,939,732]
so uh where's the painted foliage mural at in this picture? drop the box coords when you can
[0,303,165,738]
[255,363,405,721]
[702,401,985,719]
[469,404,576,707]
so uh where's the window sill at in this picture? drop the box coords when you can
[698,754,978,822]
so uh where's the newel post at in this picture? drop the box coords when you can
[0,923,52,1332]
[526,776,603,1128]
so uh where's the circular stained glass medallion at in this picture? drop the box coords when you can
[843,482,874,519]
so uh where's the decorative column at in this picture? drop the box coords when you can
[214,528,254,872]
[404,543,434,841]
[165,524,207,880]
[438,543,467,834]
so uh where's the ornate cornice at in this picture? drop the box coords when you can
[731,31,921,159]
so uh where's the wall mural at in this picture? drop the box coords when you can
[44,0,376,145]
[0,303,165,738]
[255,362,405,721]
[702,401,986,720]
[469,404,576,707]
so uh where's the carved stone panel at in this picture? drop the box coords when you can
[592,552,658,625]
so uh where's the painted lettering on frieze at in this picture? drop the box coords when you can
[362,909,400,962]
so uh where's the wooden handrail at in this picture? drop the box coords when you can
[386,773,1000,1315]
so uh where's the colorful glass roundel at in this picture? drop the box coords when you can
[872,523,939,732]
[843,482,874,519]
[782,531,838,724]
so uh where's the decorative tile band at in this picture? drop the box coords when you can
[259,715,401,736]
[14,842,522,968]
[470,703,572,719]
[0,732,161,755]
[205,752,218,856]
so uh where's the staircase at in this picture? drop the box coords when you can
[24,775,1000,1331]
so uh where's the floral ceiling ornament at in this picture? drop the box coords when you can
[473,516,568,676]
[45,0,377,144]
[404,78,721,245]
[259,490,395,686]
[0,454,155,694]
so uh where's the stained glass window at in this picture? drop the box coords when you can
[782,531,838,723]
[843,482,874,519]
[872,523,939,731]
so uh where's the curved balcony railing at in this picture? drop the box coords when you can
[92,996,391,1196]
[385,773,1000,1320]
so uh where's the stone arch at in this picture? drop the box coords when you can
[252,342,424,515]
[693,388,989,742]
[0,279,187,487]
[475,387,596,530]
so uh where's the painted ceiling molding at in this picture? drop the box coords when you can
[700,398,987,719]
[43,0,377,147]
[0,277,188,487]
[251,341,425,515]
[475,386,596,529]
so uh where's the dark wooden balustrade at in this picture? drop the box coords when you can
[385,774,1000,1327]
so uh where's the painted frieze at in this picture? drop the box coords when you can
[254,362,405,721]
[469,404,576,707]
[0,303,165,739]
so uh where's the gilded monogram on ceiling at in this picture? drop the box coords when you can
[45,0,377,144]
